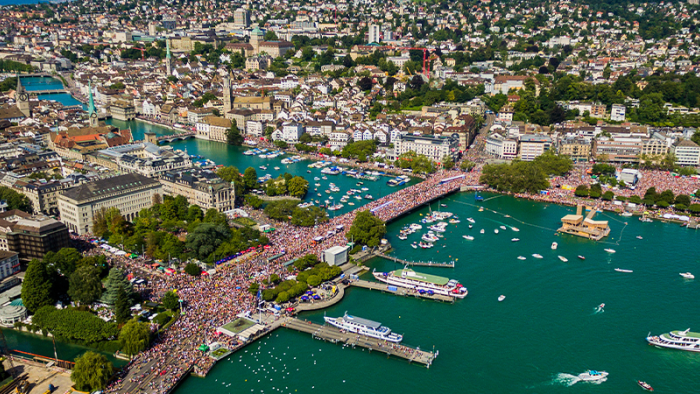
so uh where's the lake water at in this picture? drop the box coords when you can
[20,76,86,109]
[175,191,700,394]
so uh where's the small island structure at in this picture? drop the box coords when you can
[558,205,611,240]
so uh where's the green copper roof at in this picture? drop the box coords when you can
[166,39,171,59]
[87,81,96,116]
[391,268,449,286]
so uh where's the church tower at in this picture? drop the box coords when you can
[16,74,30,118]
[166,39,172,76]
[87,81,99,128]
[250,26,263,55]
[223,72,232,114]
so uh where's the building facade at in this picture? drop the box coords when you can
[159,170,235,212]
[394,134,459,162]
[0,210,71,261]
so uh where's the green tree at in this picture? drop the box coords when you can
[589,183,602,199]
[103,268,135,306]
[161,290,180,310]
[119,320,151,357]
[186,223,230,260]
[243,167,258,190]
[291,206,328,227]
[185,263,202,276]
[287,176,309,198]
[442,155,454,170]
[307,275,321,287]
[601,191,615,201]
[226,123,244,145]
[68,265,103,305]
[347,211,386,247]
[115,287,132,324]
[71,352,113,392]
[574,185,590,197]
[460,160,476,171]
[21,259,54,314]
[245,194,264,209]
[675,194,691,206]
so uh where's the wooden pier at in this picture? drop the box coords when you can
[282,318,437,367]
[349,279,455,303]
[376,254,454,268]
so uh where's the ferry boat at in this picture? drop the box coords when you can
[374,268,467,298]
[646,329,700,352]
[324,313,403,343]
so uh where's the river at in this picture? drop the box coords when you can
[175,191,700,394]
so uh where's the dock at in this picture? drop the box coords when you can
[376,254,454,268]
[282,317,437,367]
[349,279,455,303]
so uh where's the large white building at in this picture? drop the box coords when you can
[485,132,517,159]
[671,139,700,166]
[394,134,459,162]
[519,134,552,161]
[610,104,626,122]
[368,24,381,44]
[58,173,163,235]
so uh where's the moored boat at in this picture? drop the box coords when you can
[324,312,403,343]
[374,268,467,298]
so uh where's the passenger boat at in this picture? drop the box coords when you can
[680,272,695,279]
[558,256,568,262]
[646,328,700,352]
[551,242,558,250]
[498,295,506,302]
[578,370,608,381]
[637,381,653,391]
[511,238,520,242]
[604,248,616,253]
[614,268,633,273]
[462,235,474,241]
[324,312,403,343]
[532,254,543,259]
[374,268,467,298]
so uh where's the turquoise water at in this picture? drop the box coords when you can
[39,93,85,108]
[176,192,700,393]
[19,76,86,109]
[2,329,126,366]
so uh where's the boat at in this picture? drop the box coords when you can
[324,313,403,343]
[418,241,434,249]
[327,204,344,211]
[517,256,526,260]
[646,328,700,352]
[441,204,447,207]
[448,219,460,224]
[511,238,520,242]
[577,370,609,382]
[397,234,407,240]
[428,224,447,232]
[498,295,506,302]
[614,268,633,273]
[361,187,369,191]
[532,254,543,259]
[409,224,423,231]
[511,227,520,232]
[478,207,484,212]
[259,166,267,170]
[494,229,499,234]
[598,303,605,309]
[364,194,374,200]
[466,218,475,224]
[348,202,355,206]
[322,176,328,180]
[636,236,643,240]
[637,381,653,391]
[639,217,653,223]
[411,242,418,249]
[480,229,485,234]
[621,211,633,217]
[468,225,473,229]
[551,242,558,250]
[604,248,616,254]
[462,235,474,241]
[374,268,468,298]
[422,233,439,242]
[578,255,586,260]
[680,272,695,279]
[274,167,280,170]
[387,175,410,187]
[499,225,507,230]
[321,167,341,175]
[558,256,568,262]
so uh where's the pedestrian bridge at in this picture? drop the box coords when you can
[157,131,196,143]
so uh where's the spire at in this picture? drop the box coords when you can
[166,39,171,60]
[87,81,96,116]
[16,71,24,93]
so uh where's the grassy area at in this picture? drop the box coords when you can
[233,217,257,227]
[211,348,229,358]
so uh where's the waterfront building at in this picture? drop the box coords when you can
[485,132,517,159]
[0,210,71,261]
[159,170,235,212]
[394,134,459,162]
[58,173,163,235]
[519,134,552,161]
[671,139,700,166]
[110,100,136,121]
[49,127,133,160]
[558,205,611,241]
[593,136,642,163]
[196,116,232,142]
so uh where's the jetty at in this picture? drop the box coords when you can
[349,279,454,303]
[282,318,437,367]
[376,254,454,268]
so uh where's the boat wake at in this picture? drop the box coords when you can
[553,373,607,386]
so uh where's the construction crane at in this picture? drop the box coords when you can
[390,46,430,79]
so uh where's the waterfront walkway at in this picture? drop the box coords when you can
[349,279,455,303]
[376,253,455,268]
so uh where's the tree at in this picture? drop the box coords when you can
[103,268,135,306]
[92,207,110,238]
[68,266,103,305]
[460,161,476,171]
[243,167,258,190]
[161,290,180,310]
[226,123,244,145]
[442,155,454,170]
[347,211,386,247]
[287,176,309,198]
[307,275,322,287]
[691,131,700,146]
[115,287,132,324]
[71,352,113,392]
[574,185,590,197]
[675,194,691,206]
[357,77,373,91]
[291,206,328,227]
[119,320,151,357]
[21,259,54,314]
[245,194,264,209]
[689,204,700,214]
[186,223,230,260]
[185,263,201,277]
[601,191,615,201]
[264,31,278,41]
[589,183,602,199]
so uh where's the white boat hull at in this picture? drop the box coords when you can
[373,272,467,299]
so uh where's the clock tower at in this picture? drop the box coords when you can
[87,81,99,128]
[16,74,30,118]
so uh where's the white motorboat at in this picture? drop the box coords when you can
[468,224,473,229]
[480,229,485,234]
[551,242,558,250]
[558,256,568,262]
[604,248,616,253]
[274,167,280,170]
[494,229,499,234]
[614,268,633,273]
[532,254,543,259]
[499,225,507,230]
[498,295,506,302]
[411,242,418,249]
[636,236,643,239]
[517,256,526,260]
[462,235,474,241]
[398,234,407,240]
[577,370,608,382]
[511,227,520,232]
[409,224,423,231]
[511,238,520,242]
[422,233,439,242]
[680,272,695,279]
[466,218,475,223]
